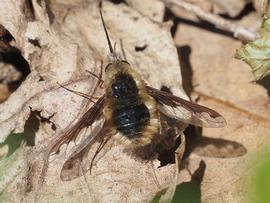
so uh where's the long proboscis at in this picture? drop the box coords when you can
[99,9,114,54]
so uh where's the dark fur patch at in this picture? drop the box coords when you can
[110,73,150,138]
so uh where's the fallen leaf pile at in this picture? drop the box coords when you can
[0,0,270,202]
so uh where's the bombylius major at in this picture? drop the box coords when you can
[50,8,226,180]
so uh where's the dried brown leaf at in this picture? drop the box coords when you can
[0,0,186,202]
[175,10,270,202]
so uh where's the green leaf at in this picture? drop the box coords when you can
[0,148,25,194]
[250,151,270,203]
[235,13,270,80]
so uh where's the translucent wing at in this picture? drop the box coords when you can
[50,95,106,154]
[145,86,226,128]
[60,127,118,181]
[60,117,107,181]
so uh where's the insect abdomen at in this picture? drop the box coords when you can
[112,103,150,138]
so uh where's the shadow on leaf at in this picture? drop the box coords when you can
[0,110,43,157]
[184,125,247,159]
[257,74,270,97]
[151,160,206,203]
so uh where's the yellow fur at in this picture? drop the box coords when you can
[103,61,159,150]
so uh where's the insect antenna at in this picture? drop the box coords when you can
[99,9,114,55]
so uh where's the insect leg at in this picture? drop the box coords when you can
[149,161,161,189]
[89,133,113,174]
[158,113,173,149]
[57,82,97,102]
[86,60,104,88]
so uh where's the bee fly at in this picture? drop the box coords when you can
[50,9,226,180]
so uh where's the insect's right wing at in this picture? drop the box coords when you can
[50,95,106,154]
[145,86,226,128]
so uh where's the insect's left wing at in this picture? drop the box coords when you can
[60,117,106,181]
[145,86,226,128]
[50,95,106,154]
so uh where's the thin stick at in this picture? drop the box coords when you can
[162,0,258,42]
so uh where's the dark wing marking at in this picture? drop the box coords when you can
[50,95,106,154]
[145,86,226,128]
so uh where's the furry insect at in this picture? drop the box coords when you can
[50,9,226,180]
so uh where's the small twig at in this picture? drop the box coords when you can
[162,0,258,42]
